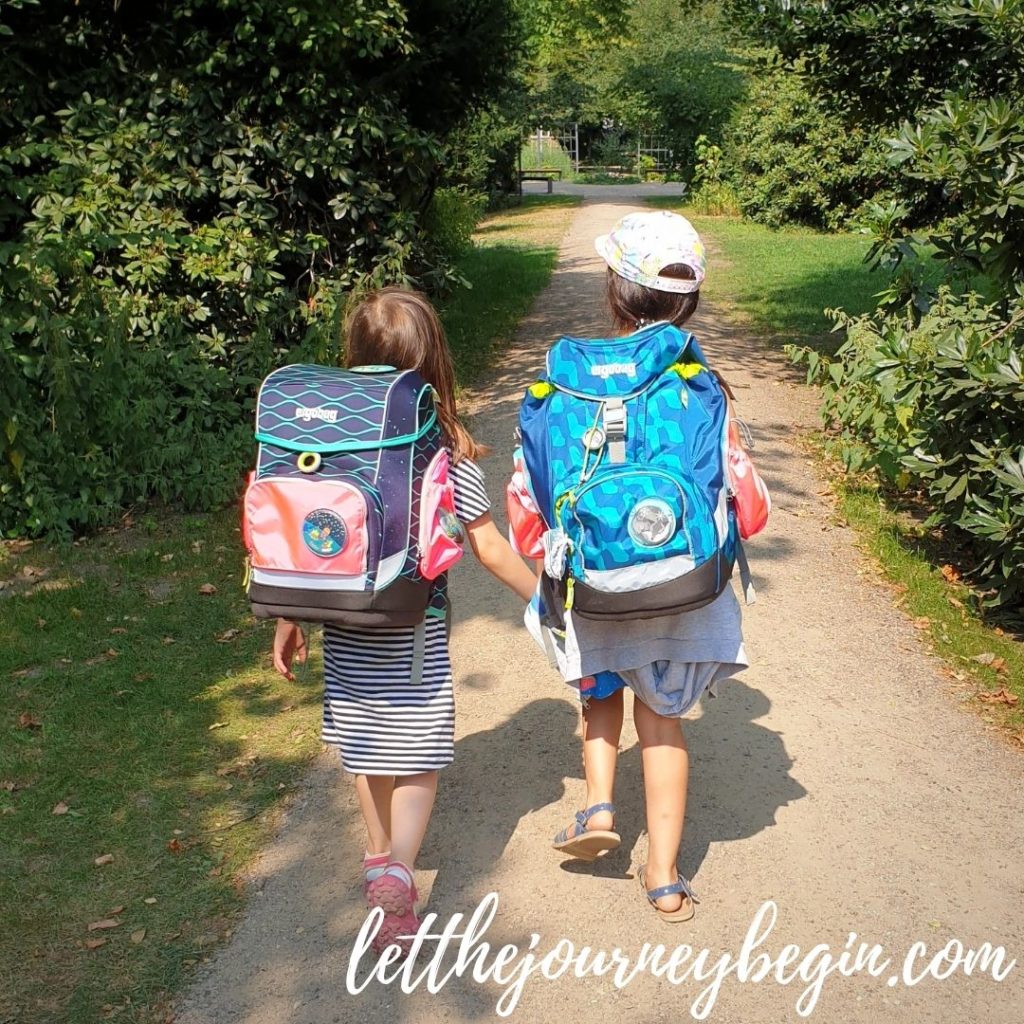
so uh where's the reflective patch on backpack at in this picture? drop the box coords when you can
[628,499,676,547]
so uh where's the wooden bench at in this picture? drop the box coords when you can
[518,168,563,194]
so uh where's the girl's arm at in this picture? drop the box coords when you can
[464,512,537,601]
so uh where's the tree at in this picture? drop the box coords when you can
[0,0,521,534]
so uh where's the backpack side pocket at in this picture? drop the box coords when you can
[506,446,545,559]
[727,417,771,539]
[419,450,464,580]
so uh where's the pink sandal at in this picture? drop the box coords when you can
[362,851,390,897]
[366,861,420,955]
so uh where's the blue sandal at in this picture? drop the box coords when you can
[638,865,699,922]
[552,803,621,861]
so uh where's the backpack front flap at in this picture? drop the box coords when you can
[246,364,443,625]
[520,324,736,620]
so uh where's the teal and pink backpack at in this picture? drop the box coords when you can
[242,364,463,626]
[508,322,768,622]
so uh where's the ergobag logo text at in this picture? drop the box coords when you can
[590,361,636,379]
[241,364,464,627]
[294,405,338,423]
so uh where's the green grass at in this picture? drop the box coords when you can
[0,193,581,1024]
[443,195,581,385]
[835,478,1024,738]
[0,515,325,1024]
[646,199,884,349]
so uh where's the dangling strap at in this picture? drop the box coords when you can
[736,540,756,605]
[410,621,427,684]
[603,398,627,464]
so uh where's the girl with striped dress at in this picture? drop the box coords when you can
[272,288,536,953]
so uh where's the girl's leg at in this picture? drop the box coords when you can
[389,770,438,869]
[354,774,394,855]
[580,687,624,831]
[633,695,689,912]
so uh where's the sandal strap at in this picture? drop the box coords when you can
[575,802,615,826]
[646,875,700,905]
[555,802,616,844]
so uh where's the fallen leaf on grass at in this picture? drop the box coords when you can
[21,565,44,578]
[947,596,964,609]
[94,853,114,866]
[208,866,222,878]
[131,929,146,944]
[144,897,157,905]
[972,652,997,665]
[52,801,69,815]
[36,617,46,629]
[208,721,228,731]
[18,712,41,729]
[978,688,1018,706]
[940,563,961,583]
[215,628,240,643]
[161,636,176,645]
[197,583,217,596]
[70,607,83,618]
[166,838,184,854]
[87,919,121,932]
[161,553,174,563]
[991,657,1008,674]
[912,617,931,630]
[108,905,125,915]
[110,627,128,635]
[84,938,107,950]
[134,673,153,683]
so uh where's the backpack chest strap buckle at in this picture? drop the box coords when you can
[603,399,627,464]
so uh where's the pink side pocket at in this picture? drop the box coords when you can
[506,468,545,559]
[419,450,464,580]
[728,420,771,539]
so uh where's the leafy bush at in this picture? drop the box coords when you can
[792,294,1024,608]
[726,66,897,229]
[689,135,740,215]
[421,188,488,268]
[0,0,519,535]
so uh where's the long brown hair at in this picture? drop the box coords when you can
[344,287,486,463]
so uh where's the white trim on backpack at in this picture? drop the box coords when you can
[250,567,370,591]
[582,553,697,593]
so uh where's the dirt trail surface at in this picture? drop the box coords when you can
[176,199,1024,1024]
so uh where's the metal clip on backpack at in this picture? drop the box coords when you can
[242,364,463,627]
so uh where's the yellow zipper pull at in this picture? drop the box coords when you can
[565,576,575,611]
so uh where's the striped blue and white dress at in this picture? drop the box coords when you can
[322,457,491,775]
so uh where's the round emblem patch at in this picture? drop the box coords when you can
[628,499,676,547]
[303,509,347,557]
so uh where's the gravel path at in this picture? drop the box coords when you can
[175,198,1024,1024]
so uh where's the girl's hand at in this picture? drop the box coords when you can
[465,512,538,602]
[273,618,307,680]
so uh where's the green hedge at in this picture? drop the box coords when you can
[726,66,897,230]
[793,296,1024,609]
[0,0,518,535]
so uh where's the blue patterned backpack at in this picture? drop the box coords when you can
[516,322,747,622]
[242,364,463,626]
